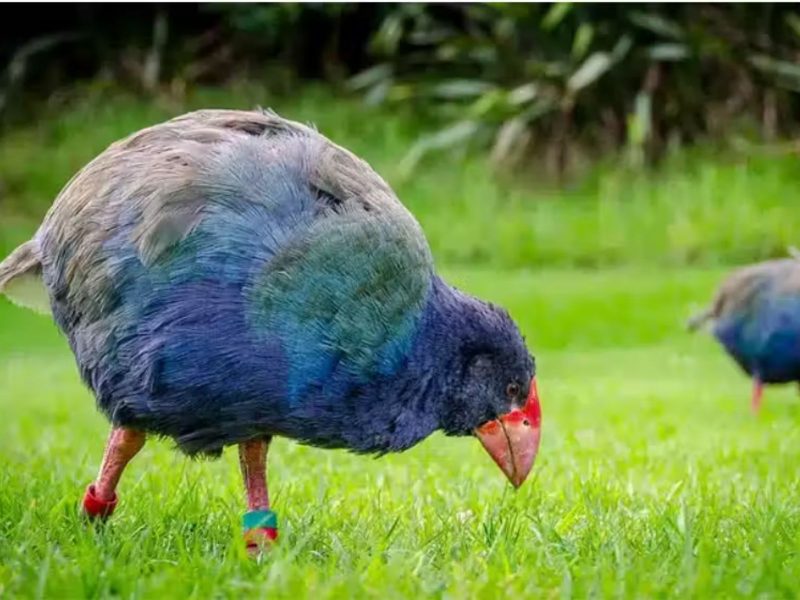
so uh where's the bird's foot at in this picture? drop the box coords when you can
[81,427,145,522]
[81,484,118,521]
[243,509,278,555]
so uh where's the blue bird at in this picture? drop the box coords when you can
[688,252,800,413]
[0,109,541,551]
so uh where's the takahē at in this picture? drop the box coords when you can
[688,252,800,413]
[0,109,541,551]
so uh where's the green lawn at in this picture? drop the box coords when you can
[1,266,798,598]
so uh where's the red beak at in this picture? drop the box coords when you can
[475,377,542,488]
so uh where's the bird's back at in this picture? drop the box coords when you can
[30,109,434,453]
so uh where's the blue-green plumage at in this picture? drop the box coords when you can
[0,109,535,458]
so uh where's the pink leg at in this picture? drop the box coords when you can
[82,427,146,520]
[751,378,764,414]
[240,439,270,510]
[239,438,277,553]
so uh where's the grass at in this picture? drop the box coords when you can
[1,266,800,598]
[2,84,800,268]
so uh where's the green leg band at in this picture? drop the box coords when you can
[242,509,278,531]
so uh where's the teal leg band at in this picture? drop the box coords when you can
[242,509,278,531]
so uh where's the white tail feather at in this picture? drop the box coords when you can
[0,239,50,315]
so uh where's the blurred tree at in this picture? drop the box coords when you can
[349,4,800,174]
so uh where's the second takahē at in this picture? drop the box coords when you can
[689,252,800,413]
[0,109,541,551]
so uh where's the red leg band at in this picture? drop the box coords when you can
[82,484,118,520]
[244,527,278,552]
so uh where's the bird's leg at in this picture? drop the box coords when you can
[751,377,764,414]
[82,427,146,520]
[239,438,277,553]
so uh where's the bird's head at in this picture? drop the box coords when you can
[438,300,541,488]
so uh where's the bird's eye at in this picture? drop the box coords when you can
[506,382,520,398]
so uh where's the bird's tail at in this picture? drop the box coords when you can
[0,239,50,314]
[686,306,714,332]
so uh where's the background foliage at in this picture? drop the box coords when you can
[4,3,800,175]
[2,86,798,269]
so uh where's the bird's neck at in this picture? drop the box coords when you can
[298,277,483,455]
[361,277,477,452]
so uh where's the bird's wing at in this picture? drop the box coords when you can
[240,122,434,397]
[41,108,425,307]
[38,109,434,411]
[173,111,435,385]
[247,199,433,398]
